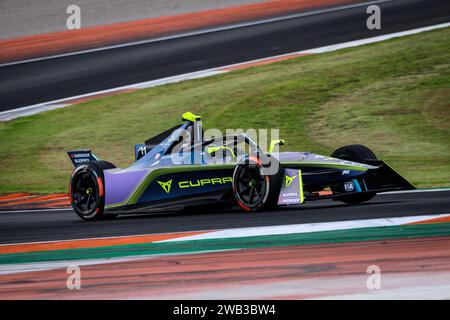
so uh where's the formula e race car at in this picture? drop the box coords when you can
[67,112,414,220]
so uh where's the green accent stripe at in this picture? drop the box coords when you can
[1,223,449,265]
[298,169,304,203]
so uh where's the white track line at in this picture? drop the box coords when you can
[0,228,213,247]
[1,22,448,122]
[1,213,448,274]
[0,0,390,68]
[157,213,450,242]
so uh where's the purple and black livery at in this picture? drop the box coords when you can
[67,112,414,220]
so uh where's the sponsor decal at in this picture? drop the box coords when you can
[281,197,301,204]
[157,179,173,194]
[138,146,147,156]
[285,174,297,187]
[68,151,93,166]
[179,177,232,189]
[344,181,355,192]
[156,177,232,193]
[70,153,90,158]
[278,169,303,205]
[160,134,177,149]
[73,158,90,164]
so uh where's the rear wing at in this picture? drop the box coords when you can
[67,150,99,167]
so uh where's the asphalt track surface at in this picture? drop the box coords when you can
[0,190,449,245]
[1,0,449,111]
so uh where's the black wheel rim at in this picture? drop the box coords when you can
[72,169,99,215]
[235,164,266,207]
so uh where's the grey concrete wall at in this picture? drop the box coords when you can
[0,0,265,39]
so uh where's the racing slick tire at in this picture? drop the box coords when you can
[70,161,116,220]
[331,144,377,204]
[232,154,282,212]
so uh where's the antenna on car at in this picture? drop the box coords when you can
[181,112,203,164]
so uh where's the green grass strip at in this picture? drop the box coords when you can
[1,222,450,265]
[1,28,450,193]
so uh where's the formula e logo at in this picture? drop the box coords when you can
[157,179,173,193]
[344,181,355,192]
[285,175,297,187]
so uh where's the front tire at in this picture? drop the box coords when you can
[331,144,377,204]
[232,154,282,211]
[70,161,116,220]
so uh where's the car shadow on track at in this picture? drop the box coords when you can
[107,199,400,222]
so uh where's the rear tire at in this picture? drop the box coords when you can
[70,161,116,220]
[331,144,377,204]
[232,154,282,211]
